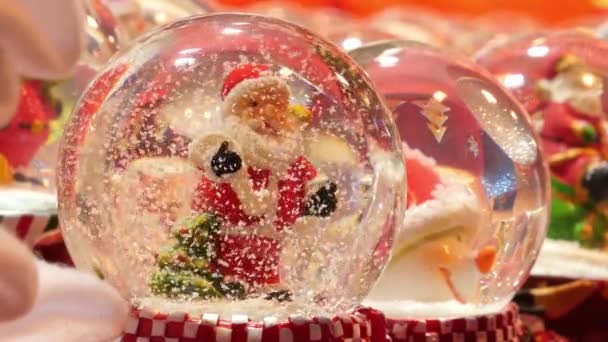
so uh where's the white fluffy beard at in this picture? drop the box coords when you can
[223,115,304,174]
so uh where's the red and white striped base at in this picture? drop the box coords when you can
[121,307,387,342]
[386,304,522,342]
[121,304,522,342]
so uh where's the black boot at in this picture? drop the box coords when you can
[304,182,338,217]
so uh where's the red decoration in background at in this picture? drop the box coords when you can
[217,0,608,25]
[0,81,53,169]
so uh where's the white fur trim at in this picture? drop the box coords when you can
[188,132,245,181]
[398,180,481,247]
[222,116,304,174]
[402,142,437,168]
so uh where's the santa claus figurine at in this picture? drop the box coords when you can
[188,64,339,292]
[532,55,608,249]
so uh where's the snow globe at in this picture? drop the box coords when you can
[57,13,405,330]
[477,31,608,280]
[350,41,549,321]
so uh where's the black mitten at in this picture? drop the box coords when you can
[210,141,242,177]
[304,182,338,217]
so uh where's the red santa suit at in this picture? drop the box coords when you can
[189,64,320,287]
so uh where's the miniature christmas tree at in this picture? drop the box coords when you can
[149,212,245,299]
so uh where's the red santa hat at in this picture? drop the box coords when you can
[221,63,272,100]
[401,143,482,239]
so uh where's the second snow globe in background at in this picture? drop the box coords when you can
[351,41,549,318]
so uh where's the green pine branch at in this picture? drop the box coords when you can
[149,212,245,300]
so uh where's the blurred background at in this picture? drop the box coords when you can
[216,0,608,25]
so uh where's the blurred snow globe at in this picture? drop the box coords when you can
[351,40,549,318]
[477,30,608,279]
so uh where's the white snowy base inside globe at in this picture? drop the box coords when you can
[362,298,511,319]
[532,239,608,280]
[136,296,312,321]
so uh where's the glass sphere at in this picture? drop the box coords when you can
[57,14,405,320]
[351,41,549,318]
[476,31,608,279]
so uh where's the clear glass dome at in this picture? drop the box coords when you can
[57,14,405,320]
[476,30,608,279]
[351,40,549,318]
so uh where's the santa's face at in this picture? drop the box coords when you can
[229,79,295,136]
